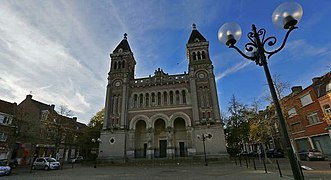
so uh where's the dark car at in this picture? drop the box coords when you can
[266,149,285,158]
[9,159,18,169]
[298,149,325,161]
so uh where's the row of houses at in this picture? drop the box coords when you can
[242,71,331,157]
[0,94,86,164]
[282,72,331,155]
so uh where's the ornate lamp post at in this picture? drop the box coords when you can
[197,133,212,166]
[218,2,303,180]
[91,138,102,168]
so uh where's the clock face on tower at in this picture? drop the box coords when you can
[197,72,207,79]
[113,80,122,87]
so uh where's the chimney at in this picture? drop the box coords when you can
[312,77,321,83]
[26,94,32,99]
[51,104,55,110]
[73,117,77,122]
[291,86,302,94]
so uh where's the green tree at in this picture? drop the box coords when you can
[77,108,104,160]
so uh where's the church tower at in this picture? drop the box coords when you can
[186,24,221,125]
[103,33,136,130]
[100,34,135,160]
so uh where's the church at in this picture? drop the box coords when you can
[99,24,228,161]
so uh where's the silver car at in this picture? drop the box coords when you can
[0,159,11,176]
[32,157,60,170]
[298,149,325,161]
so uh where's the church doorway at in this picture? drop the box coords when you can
[154,118,166,158]
[134,120,147,158]
[159,140,167,158]
[174,117,187,157]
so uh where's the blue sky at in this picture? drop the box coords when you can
[0,0,330,124]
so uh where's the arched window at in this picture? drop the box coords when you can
[139,94,143,107]
[114,61,117,69]
[169,91,174,104]
[208,112,211,119]
[134,94,138,108]
[202,51,206,59]
[197,51,201,60]
[202,112,205,119]
[175,90,180,104]
[118,61,121,69]
[122,60,125,68]
[192,52,197,60]
[151,93,155,106]
[157,92,161,106]
[163,92,168,105]
[145,93,149,107]
[182,90,186,104]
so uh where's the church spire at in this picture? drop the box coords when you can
[187,24,207,44]
[113,33,131,53]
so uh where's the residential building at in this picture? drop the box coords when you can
[0,99,17,159]
[99,24,228,161]
[282,75,331,156]
[312,72,331,135]
[12,94,86,164]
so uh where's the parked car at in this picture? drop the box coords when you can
[0,159,11,176]
[32,157,61,170]
[298,149,325,161]
[266,149,285,158]
[75,156,84,163]
[9,159,18,169]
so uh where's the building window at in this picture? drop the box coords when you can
[182,90,186,104]
[192,52,196,60]
[291,122,302,133]
[323,104,331,114]
[287,108,297,118]
[307,112,320,125]
[326,82,331,92]
[0,132,7,142]
[300,93,313,107]
[0,115,11,125]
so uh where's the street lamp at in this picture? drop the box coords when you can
[218,2,303,180]
[197,133,212,166]
[91,138,102,168]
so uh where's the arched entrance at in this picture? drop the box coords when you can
[174,117,187,157]
[154,119,167,158]
[134,120,147,158]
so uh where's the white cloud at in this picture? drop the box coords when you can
[215,60,251,81]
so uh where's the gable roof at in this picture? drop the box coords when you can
[0,99,16,115]
[187,24,207,44]
[113,33,131,53]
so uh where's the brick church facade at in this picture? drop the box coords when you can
[99,25,228,161]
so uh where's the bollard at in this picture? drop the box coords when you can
[234,156,237,165]
[245,157,248,168]
[276,159,282,177]
[262,157,267,173]
[253,158,256,170]
[239,156,242,167]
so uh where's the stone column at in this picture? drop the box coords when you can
[186,126,196,156]
[120,78,128,128]
[209,76,221,123]
[189,77,200,124]
[103,83,112,129]
[167,127,175,159]
[147,128,154,159]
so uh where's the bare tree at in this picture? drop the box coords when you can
[264,74,290,103]
[57,105,73,117]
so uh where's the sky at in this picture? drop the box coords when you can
[1,0,330,124]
